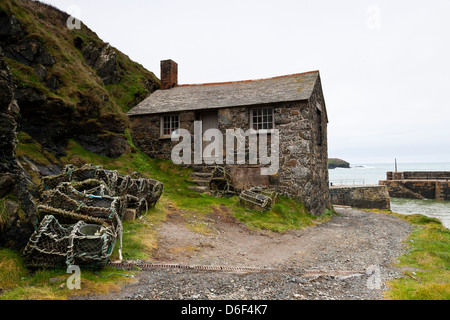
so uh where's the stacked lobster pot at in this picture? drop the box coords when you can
[23,164,163,269]
[126,172,164,215]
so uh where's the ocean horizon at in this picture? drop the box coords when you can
[328,162,450,229]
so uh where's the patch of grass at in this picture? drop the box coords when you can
[0,247,135,300]
[363,209,450,300]
[16,131,59,166]
[233,196,330,232]
[113,202,168,261]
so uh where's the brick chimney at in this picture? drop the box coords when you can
[160,59,178,89]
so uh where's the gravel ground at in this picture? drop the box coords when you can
[75,207,412,300]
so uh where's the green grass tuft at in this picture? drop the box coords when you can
[381,211,450,300]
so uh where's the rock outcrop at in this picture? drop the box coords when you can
[0,0,160,159]
[328,158,350,169]
[82,42,121,85]
[0,47,38,249]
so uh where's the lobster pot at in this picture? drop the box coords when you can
[71,164,102,182]
[84,195,127,219]
[113,174,131,196]
[147,179,163,207]
[37,205,111,227]
[126,195,148,217]
[96,169,119,191]
[40,189,126,220]
[210,166,239,196]
[23,215,116,269]
[56,180,112,201]
[238,190,273,212]
[41,190,81,213]
[127,179,146,198]
[72,179,111,196]
[41,173,71,191]
[127,178,163,214]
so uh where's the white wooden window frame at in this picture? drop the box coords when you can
[250,107,275,133]
[160,114,180,139]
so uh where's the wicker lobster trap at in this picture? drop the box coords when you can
[24,163,163,269]
[23,215,116,269]
[238,187,278,212]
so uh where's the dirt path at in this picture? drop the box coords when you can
[80,207,412,300]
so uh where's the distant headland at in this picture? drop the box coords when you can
[328,158,350,169]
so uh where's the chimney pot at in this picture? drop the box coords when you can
[160,59,178,89]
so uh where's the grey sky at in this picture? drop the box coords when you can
[43,0,450,164]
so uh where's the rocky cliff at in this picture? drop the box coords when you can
[0,47,38,249]
[0,0,159,158]
[0,0,160,248]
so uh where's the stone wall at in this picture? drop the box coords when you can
[130,111,196,160]
[386,171,450,180]
[130,85,329,215]
[329,185,390,210]
[379,179,450,201]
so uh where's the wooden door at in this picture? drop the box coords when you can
[201,112,219,160]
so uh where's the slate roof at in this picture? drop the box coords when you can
[127,70,320,116]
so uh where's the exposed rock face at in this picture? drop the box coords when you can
[0,9,132,159]
[0,14,55,66]
[75,133,129,158]
[0,13,25,42]
[82,42,121,85]
[0,47,38,249]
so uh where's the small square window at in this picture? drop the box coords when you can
[251,108,274,130]
[161,115,180,138]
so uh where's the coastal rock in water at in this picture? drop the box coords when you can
[328,158,350,169]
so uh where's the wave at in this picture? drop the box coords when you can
[351,165,375,169]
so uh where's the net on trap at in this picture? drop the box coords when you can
[23,215,117,269]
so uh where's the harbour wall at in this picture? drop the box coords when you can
[379,179,450,201]
[329,185,390,209]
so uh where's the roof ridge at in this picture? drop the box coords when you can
[177,70,319,87]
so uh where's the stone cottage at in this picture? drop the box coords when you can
[128,60,329,215]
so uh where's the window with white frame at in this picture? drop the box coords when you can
[161,114,179,137]
[251,107,274,130]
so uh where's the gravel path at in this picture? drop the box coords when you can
[77,207,412,300]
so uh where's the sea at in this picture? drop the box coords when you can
[328,162,450,229]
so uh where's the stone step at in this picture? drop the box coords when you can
[188,186,209,193]
[189,172,212,179]
[191,179,210,187]
[192,165,215,174]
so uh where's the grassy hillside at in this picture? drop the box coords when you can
[1,0,159,112]
[0,0,159,157]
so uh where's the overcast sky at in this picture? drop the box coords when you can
[43,0,450,164]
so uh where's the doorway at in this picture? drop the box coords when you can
[201,112,219,161]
